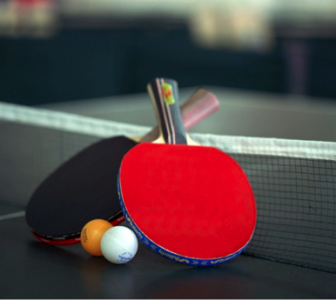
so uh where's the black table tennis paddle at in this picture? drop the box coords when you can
[25,88,220,245]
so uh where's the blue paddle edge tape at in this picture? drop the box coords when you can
[117,173,248,266]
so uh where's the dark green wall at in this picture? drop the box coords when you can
[1,27,335,105]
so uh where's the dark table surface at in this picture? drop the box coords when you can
[1,201,336,299]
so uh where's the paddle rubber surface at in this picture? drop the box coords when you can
[26,136,137,241]
[119,143,256,262]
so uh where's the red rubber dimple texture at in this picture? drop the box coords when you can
[120,143,256,259]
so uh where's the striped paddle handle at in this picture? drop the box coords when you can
[147,78,187,145]
[140,88,219,142]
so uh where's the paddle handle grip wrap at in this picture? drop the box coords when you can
[147,78,187,145]
[181,88,219,131]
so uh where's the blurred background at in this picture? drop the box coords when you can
[1,0,336,106]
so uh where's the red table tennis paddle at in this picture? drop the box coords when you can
[118,78,256,266]
[25,88,220,245]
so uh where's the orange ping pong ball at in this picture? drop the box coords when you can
[81,219,113,256]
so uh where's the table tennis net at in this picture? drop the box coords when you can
[1,101,336,273]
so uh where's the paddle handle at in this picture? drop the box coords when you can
[140,88,219,142]
[182,88,219,131]
[147,78,187,145]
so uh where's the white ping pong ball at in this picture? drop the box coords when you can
[100,226,138,264]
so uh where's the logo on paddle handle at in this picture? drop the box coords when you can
[161,83,175,105]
